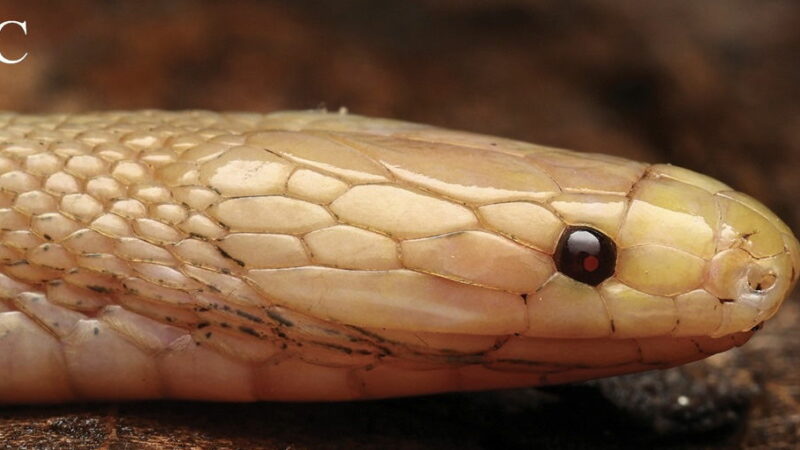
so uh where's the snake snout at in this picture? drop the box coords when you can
[706,192,800,331]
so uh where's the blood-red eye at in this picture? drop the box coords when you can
[555,226,616,286]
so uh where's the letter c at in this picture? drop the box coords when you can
[0,21,28,65]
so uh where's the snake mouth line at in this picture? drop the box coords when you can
[373,331,754,374]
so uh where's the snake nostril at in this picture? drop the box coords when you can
[748,268,777,292]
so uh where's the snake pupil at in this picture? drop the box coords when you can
[555,226,616,286]
[583,255,599,272]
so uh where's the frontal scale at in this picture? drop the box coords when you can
[0,110,796,403]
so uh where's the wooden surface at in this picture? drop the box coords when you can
[0,1,799,448]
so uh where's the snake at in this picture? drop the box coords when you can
[0,110,795,403]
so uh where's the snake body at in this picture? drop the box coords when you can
[0,110,795,402]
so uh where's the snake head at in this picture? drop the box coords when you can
[239,117,800,390]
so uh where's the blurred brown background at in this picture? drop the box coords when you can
[0,1,799,448]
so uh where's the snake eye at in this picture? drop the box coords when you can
[555,226,616,286]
